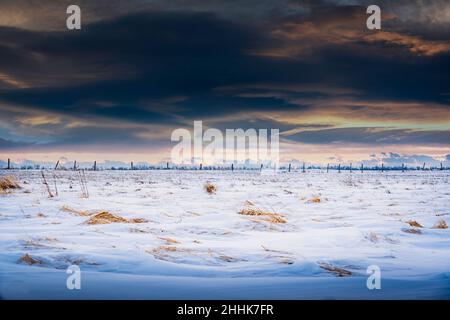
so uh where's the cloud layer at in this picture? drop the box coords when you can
[0,0,448,163]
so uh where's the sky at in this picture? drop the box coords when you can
[0,0,449,166]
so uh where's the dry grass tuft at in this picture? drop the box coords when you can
[406,220,423,228]
[318,262,352,277]
[61,205,91,216]
[239,208,273,216]
[146,245,189,261]
[243,200,255,206]
[402,228,422,234]
[204,183,217,194]
[129,218,149,224]
[279,259,294,265]
[18,253,41,265]
[62,207,149,225]
[261,245,290,254]
[158,237,180,244]
[158,245,178,252]
[265,215,287,224]
[218,255,238,262]
[239,208,287,224]
[86,211,128,224]
[86,211,147,225]
[129,228,149,233]
[307,197,321,203]
[0,176,20,193]
[432,219,448,229]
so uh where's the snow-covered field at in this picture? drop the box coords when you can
[1,169,449,299]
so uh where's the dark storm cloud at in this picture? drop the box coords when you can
[0,1,448,151]
[0,138,35,149]
[282,128,450,145]
[0,11,271,116]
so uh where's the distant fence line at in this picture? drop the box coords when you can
[0,158,448,172]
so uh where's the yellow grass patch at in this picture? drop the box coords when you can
[406,220,423,228]
[129,218,148,224]
[307,197,321,203]
[86,211,148,225]
[204,182,217,194]
[0,176,20,193]
[318,262,352,277]
[238,208,287,224]
[61,205,91,216]
[432,219,448,229]
[158,237,180,244]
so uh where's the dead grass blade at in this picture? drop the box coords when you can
[239,208,286,224]
[18,253,42,265]
[204,182,217,194]
[0,176,21,193]
[402,228,422,234]
[406,220,423,228]
[61,205,91,216]
[218,255,238,262]
[158,237,180,244]
[307,197,321,203]
[146,245,189,261]
[85,211,148,225]
[318,262,352,277]
[41,171,54,198]
[432,219,448,229]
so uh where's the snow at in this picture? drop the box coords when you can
[1,169,449,299]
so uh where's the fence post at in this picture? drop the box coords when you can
[94,161,97,171]
[326,163,329,173]
[338,164,341,173]
[361,163,363,173]
[288,163,291,172]
[302,163,306,173]
[350,163,352,173]
[73,161,77,171]
[55,160,60,170]
[7,158,10,170]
